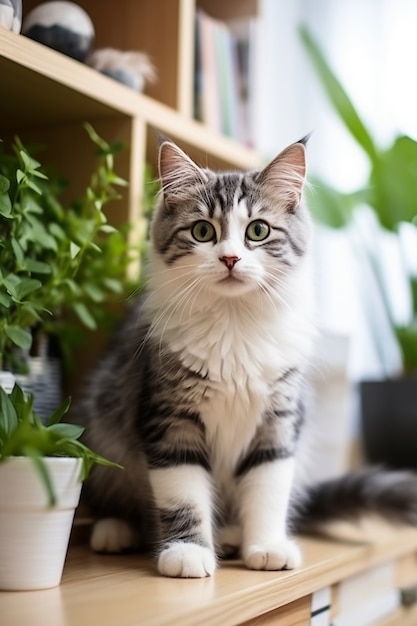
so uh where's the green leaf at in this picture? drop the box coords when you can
[14,277,42,301]
[46,396,72,426]
[84,122,111,153]
[395,324,417,374]
[48,423,85,440]
[84,283,104,302]
[73,302,97,329]
[4,326,32,350]
[370,136,417,230]
[0,387,18,438]
[0,174,10,194]
[20,302,43,321]
[16,169,25,184]
[48,223,66,239]
[0,291,11,308]
[70,242,81,259]
[103,278,124,293]
[0,183,12,217]
[11,239,24,267]
[62,278,80,296]
[0,196,12,217]
[88,242,101,254]
[299,25,378,162]
[26,178,42,195]
[3,274,20,297]
[9,383,33,422]
[20,150,42,173]
[30,170,48,180]
[99,224,117,234]
[23,259,51,274]
[26,451,57,507]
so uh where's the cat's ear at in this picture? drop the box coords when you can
[257,141,307,210]
[158,141,207,196]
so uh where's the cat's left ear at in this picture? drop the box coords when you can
[257,140,307,210]
[158,141,207,196]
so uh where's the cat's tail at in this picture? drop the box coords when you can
[292,467,417,532]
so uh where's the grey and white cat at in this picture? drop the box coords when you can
[80,138,417,578]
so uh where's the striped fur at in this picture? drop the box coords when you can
[79,140,417,578]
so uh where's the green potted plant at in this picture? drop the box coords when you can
[300,27,417,470]
[0,383,121,590]
[0,124,136,415]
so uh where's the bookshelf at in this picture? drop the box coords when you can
[0,0,262,385]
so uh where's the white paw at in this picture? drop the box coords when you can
[243,538,302,571]
[90,518,140,553]
[158,542,216,578]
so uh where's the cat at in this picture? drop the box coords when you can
[79,138,417,578]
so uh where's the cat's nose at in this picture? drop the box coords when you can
[219,255,241,270]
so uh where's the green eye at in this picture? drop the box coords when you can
[192,221,216,242]
[246,220,270,241]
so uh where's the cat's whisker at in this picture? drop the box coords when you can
[147,274,202,336]
[137,270,199,326]
[255,273,294,313]
[155,277,205,354]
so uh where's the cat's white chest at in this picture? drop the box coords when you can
[200,376,267,481]
[170,304,299,474]
[152,292,313,480]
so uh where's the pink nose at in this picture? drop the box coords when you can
[219,255,240,270]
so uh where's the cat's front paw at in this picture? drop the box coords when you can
[243,538,301,571]
[158,542,216,578]
[90,518,140,553]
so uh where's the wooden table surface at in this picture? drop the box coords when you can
[1,525,417,626]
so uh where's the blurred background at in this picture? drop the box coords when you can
[244,0,417,382]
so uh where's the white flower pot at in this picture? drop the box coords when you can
[0,370,16,394]
[0,457,82,590]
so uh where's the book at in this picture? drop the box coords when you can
[195,10,256,142]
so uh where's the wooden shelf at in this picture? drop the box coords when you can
[0,28,261,171]
[2,526,417,626]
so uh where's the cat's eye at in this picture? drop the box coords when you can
[246,220,270,241]
[192,221,216,242]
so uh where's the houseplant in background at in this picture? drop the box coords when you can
[0,124,136,417]
[300,26,417,470]
[0,383,122,590]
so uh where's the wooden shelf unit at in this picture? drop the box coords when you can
[0,0,262,385]
[1,0,263,253]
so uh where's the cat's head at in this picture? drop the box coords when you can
[149,139,311,303]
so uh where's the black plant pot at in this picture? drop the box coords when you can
[360,377,417,471]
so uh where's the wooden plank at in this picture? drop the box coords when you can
[2,527,417,626]
[198,0,259,20]
[242,596,311,626]
[377,604,417,626]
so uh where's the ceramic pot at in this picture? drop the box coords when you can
[0,457,82,590]
[360,377,417,470]
[0,370,16,393]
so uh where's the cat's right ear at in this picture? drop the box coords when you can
[158,141,207,197]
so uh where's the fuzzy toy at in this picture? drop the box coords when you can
[87,48,157,92]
